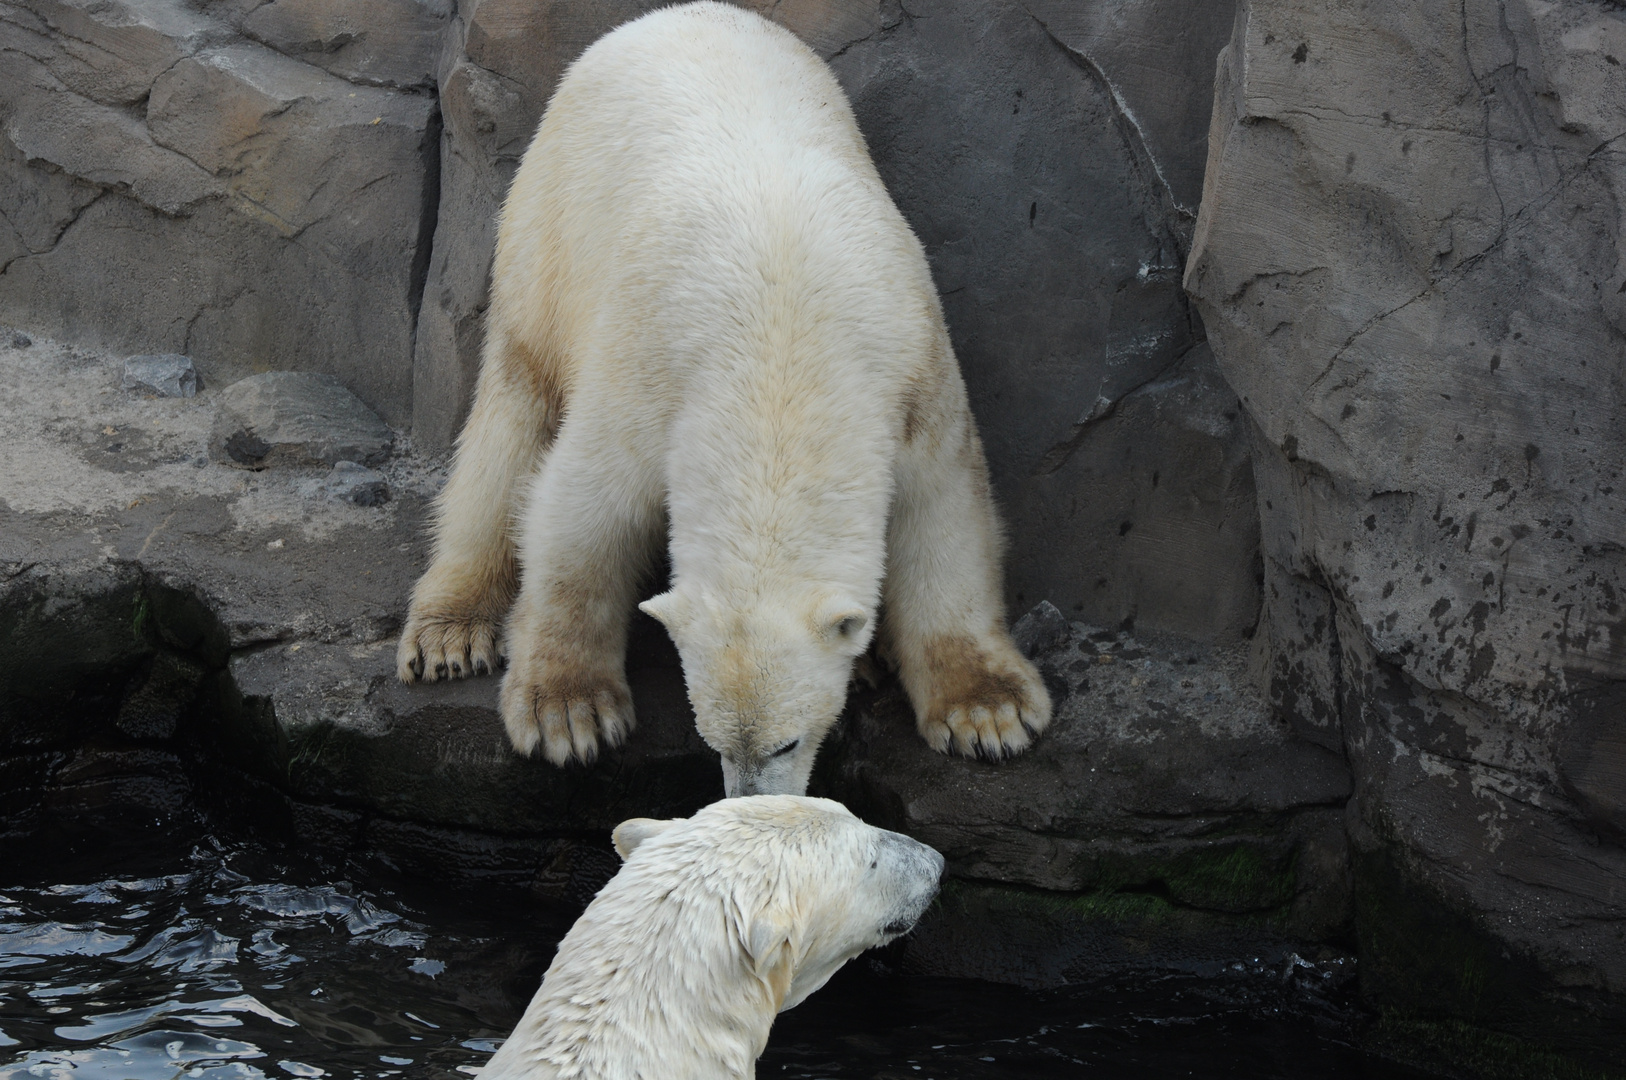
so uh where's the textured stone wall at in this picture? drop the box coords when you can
[0,0,1255,642]
[0,0,447,427]
[1185,0,1626,1049]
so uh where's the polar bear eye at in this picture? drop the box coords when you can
[769,739,800,759]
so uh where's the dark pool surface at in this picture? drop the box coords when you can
[0,833,1438,1080]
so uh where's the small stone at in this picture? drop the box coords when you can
[1011,599,1072,659]
[122,353,199,398]
[209,372,393,469]
[10,331,31,349]
[321,460,391,507]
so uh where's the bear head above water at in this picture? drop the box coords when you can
[479,795,944,1080]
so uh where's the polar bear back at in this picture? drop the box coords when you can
[494,1,945,587]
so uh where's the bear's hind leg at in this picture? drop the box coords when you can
[499,419,663,765]
[884,408,1051,760]
[398,337,559,683]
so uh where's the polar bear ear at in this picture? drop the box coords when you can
[735,902,799,1009]
[639,590,689,634]
[612,817,678,860]
[815,598,869,650]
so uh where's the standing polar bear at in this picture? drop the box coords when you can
[479,796,944,1079]
[397,1,1050,795]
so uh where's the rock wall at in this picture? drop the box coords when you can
[1185,0,1626,1053]
[0,0,1255,641]
[0,0,446,427]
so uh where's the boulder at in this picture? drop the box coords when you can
[122,353,198,398]
[210,372,394,469]
[320,460,391,507]
[1185,0,1626,1056]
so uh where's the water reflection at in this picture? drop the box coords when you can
[0,839,552,1079]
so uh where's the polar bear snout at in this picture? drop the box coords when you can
[873,829,945,941]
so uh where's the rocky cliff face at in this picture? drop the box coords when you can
[1185,0,1626,1052]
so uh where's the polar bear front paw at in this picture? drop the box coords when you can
[499,663,635,766]
[912,635,1051,760]
[397,610,504,683]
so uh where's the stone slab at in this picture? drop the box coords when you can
[210,372,394,469]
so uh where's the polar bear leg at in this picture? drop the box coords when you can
[398,339,558,683]
[884,411,1052,759]
[499,416,663,765]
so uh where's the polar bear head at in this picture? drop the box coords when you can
[641,588,873,796]
[480,796,943,1080]
[611,796,943,1010]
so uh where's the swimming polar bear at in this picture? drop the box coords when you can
[396,1,1051,794]
[478,796,943,1079]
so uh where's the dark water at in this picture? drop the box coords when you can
[0,833,1433,1080]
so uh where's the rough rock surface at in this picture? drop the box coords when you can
[210,372,394,469]
[320,460,391,507]
[829,609,1352,984]
[0,0,439,427]
[122,353,198,399]
[1185,0,1626,1055]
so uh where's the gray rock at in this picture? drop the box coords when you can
[1185,0,1626,1045]
[0,14,439,428]
[8,331,29,349]
[211,372,393,469]
[1010,599,1070,659]
[321,460,391,507]
[121,353,197,398]
[242,0,453,90]
[1002,343,1260,640]
[0,0,215,107]
[828,618,1353,947]
[826,0,1242,637]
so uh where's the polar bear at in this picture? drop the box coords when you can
[479,796,943,1080]
[396,0,1050,795]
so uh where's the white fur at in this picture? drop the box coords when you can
[396,2,1051,792]
[479,796,944,1080]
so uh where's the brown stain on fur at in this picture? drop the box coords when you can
[506,333,568,429]
[899,328,950,444]
[918,633,1031,718]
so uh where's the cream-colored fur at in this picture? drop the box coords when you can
[396,1,1050,792]
[479,796,943,1080]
